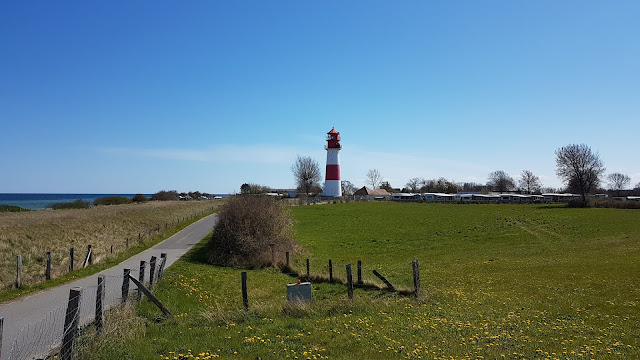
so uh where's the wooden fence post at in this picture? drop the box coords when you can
[128,275,171,317]
[126,238,129,248]
[83,245,92,268]
[149,256,157,290]
[158,253,167,279]
[0,316,4,359]
[372,270,396,291]
[61,287,82,360]
[95,276,105,332]
[346,264,353,299]
[110,245,113,254]
[69,248,74,272]
[329,259,333,283]
[270,243,275,266]
[412,259,420,298]
[121,268,131,304]
[16,255,22,288]
[357,260,363,285]
[285,251,290,267]
[46,251,52,280]
[241,272,249,311]
[306,259,310,278]
[138,261,146,301]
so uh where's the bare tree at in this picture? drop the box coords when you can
[487,170,516,193]
[366,169,383,189]
[341,180,357,196]
[292,155,321,196]
[405,178,422,192]
[607,172,631,196]
[518,170,542,194]
[555,144,605,204]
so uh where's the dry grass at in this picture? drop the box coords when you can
[0,200,220,290]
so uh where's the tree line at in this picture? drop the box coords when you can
[245,144,638,206]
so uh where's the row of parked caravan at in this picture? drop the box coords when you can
[390,193,585,202]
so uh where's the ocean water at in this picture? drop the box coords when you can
[0,194,151,210]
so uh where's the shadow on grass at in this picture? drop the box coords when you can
[179,236,415,298]
[182,239,211,265]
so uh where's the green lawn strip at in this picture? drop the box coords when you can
[81,202,639,359]
[0,210,217,304]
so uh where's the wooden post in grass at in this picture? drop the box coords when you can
[110,245,113,254]
[357,260,363,285]
[16,255,22,288]
[149,256,157,290]
[0,316,3,359]
[346,264,353,299]
[306,259,310,278]
[138,261,146,301]
[95,276,105,332]
[82,245,93,268]
[412,259,420,298]
[329,259,333,283]
[46,251,52,280]
[121,269,130,305]
[285,251,290,267]
[241,272,249,311]
[159,253,167,279]
[128,275,171,317]
[269,243,275,266]
[69,248,74,272]
[61,287,82,360]
[126,238,129,248]
[372,270,395,291]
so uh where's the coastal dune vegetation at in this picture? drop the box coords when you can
[76,201,639,359]
[0,200,220,294]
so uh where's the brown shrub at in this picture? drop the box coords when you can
[207,196,298,267]
[592,199,640,209]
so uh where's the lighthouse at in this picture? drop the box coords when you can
[323,127,342,197]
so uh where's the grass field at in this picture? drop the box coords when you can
[0,200,221,296]
[78,202,639,359]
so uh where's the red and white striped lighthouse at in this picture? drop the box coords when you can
[323,127,342,197]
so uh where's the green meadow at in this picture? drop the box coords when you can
[79,202,639,359]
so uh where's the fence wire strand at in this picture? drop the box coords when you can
[6,258,165,360]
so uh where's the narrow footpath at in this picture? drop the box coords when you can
[0,214,218,360]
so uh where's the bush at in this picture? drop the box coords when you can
[0,205,29,212]
[207,196,298,267]
[50,200,91,210]
[151,190,179,201]
[592,199,640,209]
[93,196,133,206]
[567,199,588,208]
[132,194,149,203]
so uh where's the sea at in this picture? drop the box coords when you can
[0,194,155,210]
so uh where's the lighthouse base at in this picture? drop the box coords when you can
[323,180,342,197]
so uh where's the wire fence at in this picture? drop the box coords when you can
[5,257,164,360]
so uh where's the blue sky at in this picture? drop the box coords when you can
[1,1,639,193]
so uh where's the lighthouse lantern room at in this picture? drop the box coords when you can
[323,127,342,197]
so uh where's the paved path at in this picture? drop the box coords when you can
[0,214,217,360]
